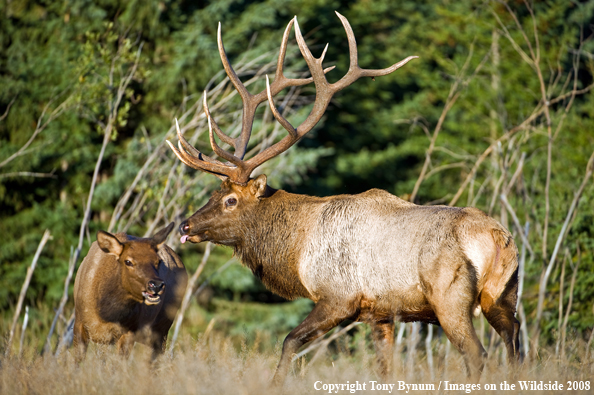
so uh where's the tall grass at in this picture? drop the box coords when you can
[2,324,592,395]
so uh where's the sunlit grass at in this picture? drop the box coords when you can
[2,327,593,395]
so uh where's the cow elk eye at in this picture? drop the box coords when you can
[225,197,237,207]
[125,260,134,267]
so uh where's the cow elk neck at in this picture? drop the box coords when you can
[167,12,520,388]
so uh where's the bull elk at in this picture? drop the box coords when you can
[168,12,520,384]
[73,223,188,357]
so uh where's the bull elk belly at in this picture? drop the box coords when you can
[167,12,520,385]
[73,223,188,358]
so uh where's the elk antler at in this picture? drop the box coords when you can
[168,12,417,184]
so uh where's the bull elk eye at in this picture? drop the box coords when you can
[225,197,237,208]
[124,260,134,267]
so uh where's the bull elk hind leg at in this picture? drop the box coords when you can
[480,228,521,366]
[370,320,396,378]
[420,256,487,379]
[420,219,521,378]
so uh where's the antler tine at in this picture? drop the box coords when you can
[166,119,234,180]
[338,12,359,73]
[265,75,298,139]
[176,118,210,161]
[272,19,336,86]
[274,18,294,83]
[216,23,255,161]
[244,13,417,175]
[203,92,235,147]
[206,115,244,166]
[293,17,328,83]
[333,11,418,90]
[217,22,253,106]
[167,138,223,174]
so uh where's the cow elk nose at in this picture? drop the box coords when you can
[179,221,190,235]
[148,280,165,293]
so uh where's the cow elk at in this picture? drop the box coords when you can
[73,223,188,358]
[168,12,520,384]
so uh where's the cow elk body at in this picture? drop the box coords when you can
[73,223,188,357]
[168,13,520,384]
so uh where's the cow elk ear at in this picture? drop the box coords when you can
[97,231,124,257]
[250,174,267,198]
[152,222,174,248]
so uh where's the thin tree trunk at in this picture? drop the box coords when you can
[585,325,594,362]
[293,321,360,363]
[44,246,77,355]
[168,242,212,354]
[55,313,75,357]
[519,304,530,359]
[395,322,406,373]
[18,306,29,357]
[406,322,420,379]
[555,252,567,357]
[5,230,51,356]
[425,324,434,380]
[560,244,581,361]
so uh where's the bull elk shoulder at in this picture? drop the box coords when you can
[168,12,520,385]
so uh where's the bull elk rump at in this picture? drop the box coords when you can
[168,13,520,384]
[73,223,188,357]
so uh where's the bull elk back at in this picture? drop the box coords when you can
[168,12,520,385]
[73,223,188,357]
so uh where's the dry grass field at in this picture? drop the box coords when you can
[2,326,593,395]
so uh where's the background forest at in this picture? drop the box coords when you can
[1,0,594,380]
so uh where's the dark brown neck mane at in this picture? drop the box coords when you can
[234,189,316,300]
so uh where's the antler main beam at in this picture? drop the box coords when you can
[168,12,417,184]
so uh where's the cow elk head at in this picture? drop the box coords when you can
[97,222,175,305]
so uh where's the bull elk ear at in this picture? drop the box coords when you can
[97,231,124,257]
[249,174,267,198]
[152,222,175,247]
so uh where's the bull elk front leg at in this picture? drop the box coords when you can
[272,299,357,386]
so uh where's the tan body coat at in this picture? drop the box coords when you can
[73,225,187,356]
[179,177,520,384]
